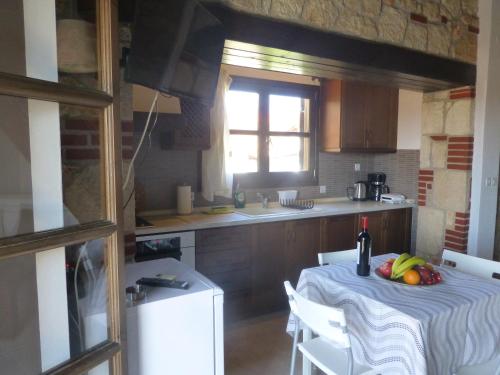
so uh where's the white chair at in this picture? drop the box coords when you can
[441,249,500,281]
[284,281,377,375]
[318,249,357,266]
[441,250,500,375]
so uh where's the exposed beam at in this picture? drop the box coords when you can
[205,3,476,92]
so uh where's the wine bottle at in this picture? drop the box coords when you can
[356,216,371,276]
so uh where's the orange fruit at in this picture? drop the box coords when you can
[403,269,421,285]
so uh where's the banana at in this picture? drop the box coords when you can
[392,256,426,279]
[390,253,411,279]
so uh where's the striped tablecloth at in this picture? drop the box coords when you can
[287,253,500,375]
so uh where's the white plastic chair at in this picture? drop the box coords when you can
[284,281,377,375]
[441,249,500,281]
[318,249,357,266]
[441,250,500,375]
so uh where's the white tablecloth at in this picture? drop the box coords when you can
[287,253,500,375]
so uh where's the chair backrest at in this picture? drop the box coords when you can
[441,249,500,281]
[284,281,351,349]
[318,249,357,266]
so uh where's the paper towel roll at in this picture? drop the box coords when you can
[177,185,192,215]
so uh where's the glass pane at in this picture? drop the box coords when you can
[87,360,110,375]
[269,95,310,133]
[0,97,104,239]
[229,135,258,173]
[0,239,109,374]
[226,91,259,131]
[269,136,310,172]
[0,0,100,90]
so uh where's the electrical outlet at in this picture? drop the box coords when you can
[354,163,361,172]
[320,185,327,194]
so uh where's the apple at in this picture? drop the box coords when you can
[378,261,393,278]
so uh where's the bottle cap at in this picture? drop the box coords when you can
[361,216,368,229]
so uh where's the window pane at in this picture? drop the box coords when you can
[0,0,100,91]
[269,136,310,172]
[0,239,109,373]
[226,91,259,131]
[269,95,310,133]
[229,135,258,173]
[0,97,104,239]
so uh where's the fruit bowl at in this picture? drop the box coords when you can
[375,253,442,286]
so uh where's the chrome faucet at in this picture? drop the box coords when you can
[257,192,270,208]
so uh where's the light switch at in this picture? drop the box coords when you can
[354,163,361,172]
[320,185,327,194]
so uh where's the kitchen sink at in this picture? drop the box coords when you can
[235,206,322,217]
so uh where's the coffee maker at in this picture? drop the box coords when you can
[368,172,390,201]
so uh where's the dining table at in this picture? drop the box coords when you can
[286,253,500,375]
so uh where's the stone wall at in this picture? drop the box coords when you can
[416,86,475,260]
[221,0,478,63]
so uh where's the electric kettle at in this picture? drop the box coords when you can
[347,181,368,201]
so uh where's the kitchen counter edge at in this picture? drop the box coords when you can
[135,201,415,236]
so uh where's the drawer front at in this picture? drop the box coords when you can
[196,226,252,253]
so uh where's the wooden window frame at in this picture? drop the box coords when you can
[229,77,319,189]
[0,1,126,374]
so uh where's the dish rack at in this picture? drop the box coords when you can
[280,199,315,210]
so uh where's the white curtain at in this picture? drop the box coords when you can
[202,69,233,202]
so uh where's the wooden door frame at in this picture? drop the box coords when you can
[0,0,126,374]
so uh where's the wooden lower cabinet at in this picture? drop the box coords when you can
[252,222,287,315]
[285,219,321,285]
[356,208,412,255]
[195,208,411,322]
[319,214,358,252]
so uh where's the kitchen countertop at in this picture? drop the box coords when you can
[135,198,415,236]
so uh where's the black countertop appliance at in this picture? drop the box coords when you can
[368,172,390,201]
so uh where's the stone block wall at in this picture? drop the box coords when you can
[416,86,475,259]
[221,0,478,63]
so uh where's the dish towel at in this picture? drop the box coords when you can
[202,68,233,202]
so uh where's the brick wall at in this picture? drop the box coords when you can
[417,86,475,258]
[60,118,134,161]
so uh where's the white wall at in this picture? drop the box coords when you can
[397,89,423,150]
[468,0,500,259]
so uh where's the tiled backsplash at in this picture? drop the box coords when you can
[134,128,419,212]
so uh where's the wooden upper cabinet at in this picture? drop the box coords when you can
[320,80,399,152]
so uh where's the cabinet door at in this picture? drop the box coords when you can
[252,222,287,315]
[320,215,358,252]
[196,226,253,322]
[285,219,321,286]
[384,208,412,254]
[365,85,398,151]
[340,81,366,149]
[357,212,385,256]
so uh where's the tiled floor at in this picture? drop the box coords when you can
[224,311,302,375]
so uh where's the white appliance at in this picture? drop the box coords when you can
[135,231,195,269]
[380,193,406,204]
[126,258,224,375]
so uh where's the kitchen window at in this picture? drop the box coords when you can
[227,77,319,188]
